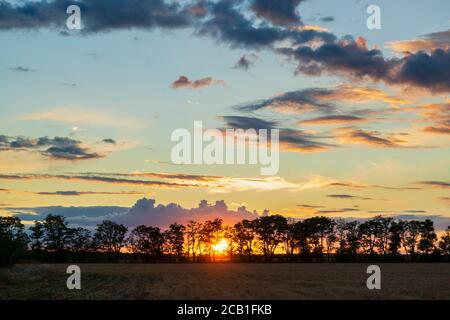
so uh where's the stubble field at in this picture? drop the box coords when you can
[0,263,449,300]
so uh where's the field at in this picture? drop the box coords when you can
[1,263,449,300]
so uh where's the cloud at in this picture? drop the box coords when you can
[315,207,360,214]
[416,181,450,189]
[371,185,422,191]
[20,107,142,128]
[387,30,450,54]
[101,138,117,144]
[171,75,225,89]
[327,194,374,200]
[299,115,367,125]
[8,66,34,72]
[233,88,335,114]
[0,173,199,188]
[282,37,450,93]
[1,1,448,93]
[221,115,334,152]
[418,101,450,135]
[220,115,278,129]
[0,0,190,32]
[233,53,258,70]
[328,182,367,189]
[0,188,150,196]
[0,135,102,160]
[333,127,409,148]
[197,0,335,49]
[319,16,334,23]
[233,85,410,114]
[250,0,304,26]
[422,126,450,134]
[0,171,334,193]
[297,204,325,209]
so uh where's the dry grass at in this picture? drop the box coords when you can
[0,263,449,300]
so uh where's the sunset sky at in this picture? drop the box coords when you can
[0,0,449,230]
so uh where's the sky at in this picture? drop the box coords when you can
[0,0,449,230]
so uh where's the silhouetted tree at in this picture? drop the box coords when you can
[283,220,297,259]
[186,220,202,262]
[129,225,164,260]
[93,220,127,256]
[418,219,437,255]
[43,215,68,253]
[359,219,377,255]
[388,220,405,256]
[233,219,256,259]
[439,227,450,256]
[336,220,360,259]
[200,218,223,261]
[66,227,91,254]
[222,225,237,258]
[373,216,392,256]
[254,215,287,261]
[29,221,44,251]
[0,216,28,267]
[164,223,185,260]
[401,220,421,259]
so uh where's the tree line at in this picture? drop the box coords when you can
[1,214,450,267]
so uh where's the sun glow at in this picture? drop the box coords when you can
[212,239,229,254]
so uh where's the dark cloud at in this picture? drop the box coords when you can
[233,53,258,70]
[297,204,325,209]
[282,37,450,93]
[319,16,334,23]
[171,75,225,89]
[101,138,116,144]
[0,135,101,160]
[8,66,34,72]
[233,88,336,113]
[327,194,374,200]
[197,0,335,49]
[402,210,427,214]
[0,0,190,32]
[221,115,278,130]
[300,115,367,125]
[328,182,366,188]
[250,0,304,26]
[315,207,360,214]
[221,115,334,152]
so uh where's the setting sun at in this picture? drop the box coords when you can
[212,239,229,254]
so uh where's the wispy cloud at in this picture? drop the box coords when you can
[416,181,450,189]
[387,29,450,54]
[20,107,142,128]
[8,66,35,72]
